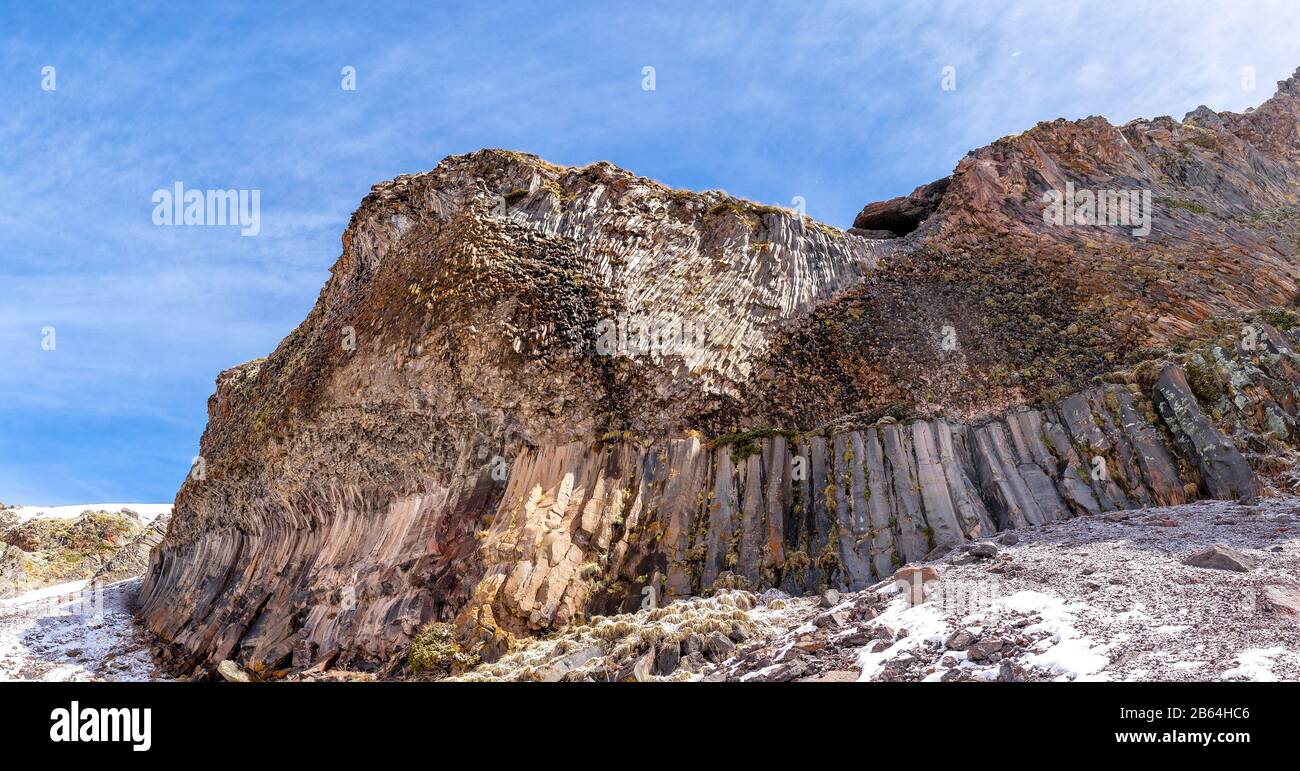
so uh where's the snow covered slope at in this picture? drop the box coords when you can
[0,578,170,681]
[5,503,171,524]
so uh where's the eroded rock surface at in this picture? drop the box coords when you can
[142,69,1300,678]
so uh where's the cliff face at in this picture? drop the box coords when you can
[756,70,1300,427]
[142,70,1300,678]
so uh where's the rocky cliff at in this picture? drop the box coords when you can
[141,69,1300,678]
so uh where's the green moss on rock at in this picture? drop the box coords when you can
[409,622,479,677]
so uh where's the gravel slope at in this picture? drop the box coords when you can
[713,496,1300,682]
[0,578,169,682]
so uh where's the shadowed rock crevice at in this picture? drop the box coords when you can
[851,176,950,237]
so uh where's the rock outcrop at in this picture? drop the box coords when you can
[0,509,145,598]
[94,514,171,585]
[142,69,1300,678]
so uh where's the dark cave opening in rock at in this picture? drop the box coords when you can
[853,209,928,237]
[851,176,951,238]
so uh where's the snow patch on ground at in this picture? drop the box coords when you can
[1221,647,1294,682]
[0,579,91,608]
[856,590,950,681]
[994,590,1111,680]
[0,578,168,681]
[6,503,170,524]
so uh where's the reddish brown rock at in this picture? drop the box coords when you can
[140,71,1300,679]
[1183,544,1256,572]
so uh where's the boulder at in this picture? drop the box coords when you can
[966,638,1005,661]
[1182,544,1255,572]
[944,629,975,651]
[217,660,252,683]
[704,632,736,662]
[1151,365,1259,501]
[654,643,681,675]
[1261,585,1300,616]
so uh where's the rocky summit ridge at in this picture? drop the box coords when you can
[140,69,1300,679]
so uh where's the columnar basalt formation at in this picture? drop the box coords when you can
[459,366,1267,644]
[142,70,1300,677]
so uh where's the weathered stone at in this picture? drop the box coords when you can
[1261,585,1300,616]
[1152,365,1259,501]
[996,661,1026,682]
[654,643,681,676]
[862,429,901,580]
[813,610,849,628]
[621,651,650,682]
[944,629,975,651]
[910,421,965,549]
[853,176,949,234]
[746,657,808,682]
[95,514,170,584]
[881,424,930,562]
[1183,544,1256,572]
[704,632,736,661]
[537,645,604,682]
[797,669,859,682]
[966,638,1005,661]
[217,659,252,683]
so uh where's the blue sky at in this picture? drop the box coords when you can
[2,1,1298,505]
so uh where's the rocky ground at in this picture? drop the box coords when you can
[0,503,172,682]
[728,495,1300,682]
[403,495,1300,683]
[5,493,1297,683]
[0,578,170,681]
